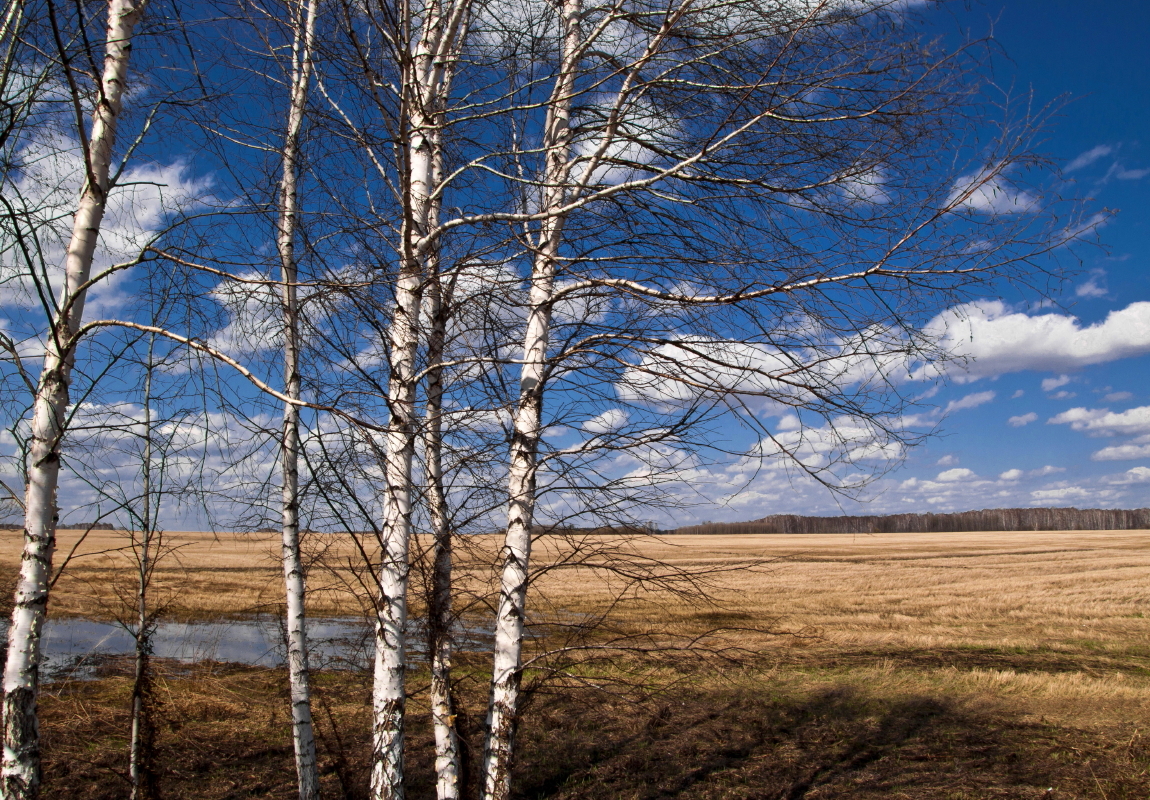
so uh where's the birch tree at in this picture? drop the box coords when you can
[128,334,159,800]
[2,0,148,794]
[320,0,473,793]
[480,0,583,792]
[276,0,322,795]
[465,2,1078,797]
[422,157,463,800]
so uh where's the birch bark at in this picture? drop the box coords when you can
[276,0,321,797]
[480,2,581,797]
[369,0,471,794]
[2,1,147,796]
[369,24,433,800]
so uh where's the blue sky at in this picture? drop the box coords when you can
[4,0,1148,530]
[717,0,1150,519]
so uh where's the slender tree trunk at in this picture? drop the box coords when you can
[370,2,469,795]
[480,3,580,798]
[2,1,147,796]
[369,239,422,800]
[129,336,157,800]
[276,0,321,797]
[424,267,461,800]
[370,55,431,800]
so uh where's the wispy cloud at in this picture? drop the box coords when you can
[944,390,995,414]
[1075,269,1108,298]
[1065,144,1113,172]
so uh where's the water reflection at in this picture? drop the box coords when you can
[35,615,492,681]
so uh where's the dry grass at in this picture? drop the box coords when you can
[6,527,1150,797]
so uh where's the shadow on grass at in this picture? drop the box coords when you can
[511,684,1148,800]
[36,664,1150,800]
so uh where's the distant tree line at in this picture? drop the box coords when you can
[673,507,1150,535]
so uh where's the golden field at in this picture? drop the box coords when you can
[5,527,1150,798]
[8,527,1148,656]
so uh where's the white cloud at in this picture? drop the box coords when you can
[1,129,211,316]
[1065,144,1113,172]
[617,329,908,413]
[572,95,673,187]
[838,168,890,205]
[1030,486,1090,503]
[936,454,958,466]
[1030,465,1065,477]
[936,467,975,482]
[943,390,995,414]
[1092,443,1150,461]
[206,272,283,356]
[948,169,1037,215]
[1007,412,1037,427]
[1041,375,1071,392]
[1075,270,1108,298]
[1104,391,1133,402]
[1048,405,1150,437]
[1011,389,1025,399]
[918,301,1150,381]
[1106,466,1150,484]
[999,468,1023,481]
[1049,390,1076,400]
[583,408,629,434]
[1117,167,1150,180]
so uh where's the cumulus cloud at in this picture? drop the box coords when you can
[1041,375,1071,392]
[999,468,1023,481]
[1106,466,1150,484]
[1,129,211,317]
[936,467,975,482]
[1048,405,1150,437]
[1104,391,1133,402]
[762,415,906,469]
[206,273,283,357]
[936,454,958,466]
[1092,442,1150,461]
[1065,144,1113,172]
[1007,412,1037,427]
[617,329,908,413]
[1030,465,1065,477]
[917,301,1150,381]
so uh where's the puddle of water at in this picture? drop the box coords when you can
[29,616,494,682]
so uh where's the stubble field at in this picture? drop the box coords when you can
[3,528,1149,798]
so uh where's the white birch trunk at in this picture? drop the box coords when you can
[2,1,146,796]
[370,2,470,795]
[369,243,422,800]
[276,0,321,797]
[480,3,581,797]
[370,44,434,800]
